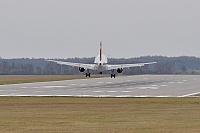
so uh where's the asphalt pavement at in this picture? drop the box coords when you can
[0,75,200,97]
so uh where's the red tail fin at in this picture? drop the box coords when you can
[100,41,102,61]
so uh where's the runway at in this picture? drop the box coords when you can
[0,75,200,97]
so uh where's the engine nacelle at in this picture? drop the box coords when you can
[117,68,123,73]
[79,67,85,72]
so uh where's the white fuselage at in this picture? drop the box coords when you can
[94,54,108,71]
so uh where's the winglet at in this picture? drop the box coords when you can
[100,41,102,61]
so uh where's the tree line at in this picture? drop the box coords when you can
[0,56,200,75]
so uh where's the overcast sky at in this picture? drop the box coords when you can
[0,0,200,59]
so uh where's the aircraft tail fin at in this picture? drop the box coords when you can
[100,41,102,61]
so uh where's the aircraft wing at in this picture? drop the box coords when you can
[106,62,157,70]
[47,60,95,70]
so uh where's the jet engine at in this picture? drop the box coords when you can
[79,67,85,72]
[117,68,123,73]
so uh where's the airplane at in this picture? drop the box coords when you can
[47,41,156,78]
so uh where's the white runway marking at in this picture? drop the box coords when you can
[116,95,132,97]
[161,85,167,87]
[179,92,200,97]
[21,87,29,89]
[94,91,103,93]
[98,95,112,97]
[107,91,118,93]
[136,87,158,90]
[106,82,112,84]
[70,84,77,86]
[121,91,132,93]
[151,85,158,87]
[42,86,67,88]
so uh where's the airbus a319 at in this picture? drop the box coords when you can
[47,42,156,78]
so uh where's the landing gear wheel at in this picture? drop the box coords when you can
[111,74,115,78]
[111,69,115,78]
[86,73,90,77]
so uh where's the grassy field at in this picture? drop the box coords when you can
[0,97,200,133]
[0,75,106,85]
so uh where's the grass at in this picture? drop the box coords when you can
[0,75,107,85]
[0,97,200,133]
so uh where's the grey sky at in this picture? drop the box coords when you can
[0,0,200,59]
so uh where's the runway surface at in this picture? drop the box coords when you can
[0,75,200,97]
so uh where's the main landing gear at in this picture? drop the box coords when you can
[86,70,90,77]
[111,74,115,78]
[111,69,115,78]
[86,73,90,77]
